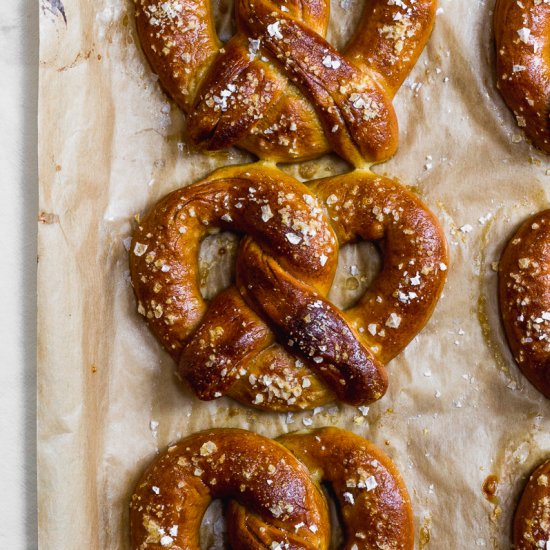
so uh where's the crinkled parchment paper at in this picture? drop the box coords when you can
[38,0,550,547]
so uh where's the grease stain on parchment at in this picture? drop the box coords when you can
[38,211,59,225]
[419,514,432,549]
[483,423,546,549]
[57,48,96,72]
[475,212,514,383]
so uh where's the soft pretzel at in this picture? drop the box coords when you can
[134,0,437,165]
[129,427,413,549]
[130,163,448,410]
[499,209,550,398]
[277,427,414,550]
[513,459,550,550]
[494,0,550,153]
[129,428,330,549]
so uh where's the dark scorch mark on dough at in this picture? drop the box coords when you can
[42,0,67,24]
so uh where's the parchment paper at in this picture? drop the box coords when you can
[38,0,550,547]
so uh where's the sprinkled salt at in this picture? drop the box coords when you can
[286,233,302,245]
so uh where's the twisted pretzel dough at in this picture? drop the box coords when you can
[130,163,448,410]
[494,0,550,153]
[129,429,330,549]
[129,427,413,549]
[134,0,437,165]
[499,209,550,398]
[513,460,550,550]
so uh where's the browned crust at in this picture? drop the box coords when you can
[129,427,413,549]
[499,209,550,399]
[494,0,550,153]
[129,164,448,410]
[278,427,415,550]
[134,0,437,165]
[513,459,550,549]
[129,428,330,549]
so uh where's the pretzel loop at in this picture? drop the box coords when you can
[134,0,437,164]
[130,164,448,410]
[276,428,414,549]
[129,429,330,549]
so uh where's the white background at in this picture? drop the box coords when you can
[0,1,39,547]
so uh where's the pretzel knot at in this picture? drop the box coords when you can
[130,427,414,549]
[130,164,448,410]
[134,0,437,165]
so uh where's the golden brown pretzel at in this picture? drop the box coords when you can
[513,459,550,550]
[277,427,414,550]
[130,163,448,410]
[499,209,550,398]
[494,0,550,153]
[129,428,330,549]
[134,0,437,165]
[129,427,413,549]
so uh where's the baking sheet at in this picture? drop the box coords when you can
[38,0,550,547]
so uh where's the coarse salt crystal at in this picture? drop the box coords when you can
[200,441,218,456]
[134,242,148,256]
[343,492,355,504]
[261,204,273,222]
[267,21,283,39]
[517,27,531,44]
[160,535,173,547]
[365,476,378,491]
[286,233,302,244]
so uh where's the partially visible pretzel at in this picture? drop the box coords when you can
[499,209,550,399]
[129,427,413,549]
[134,0,437,165]
[129,428,330,549]
[494,0,550,153]
[513,459,550,550]
[130,163,448,410]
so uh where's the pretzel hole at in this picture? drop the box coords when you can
[200,499,228,548]
[198,232,382,308]
[199,232,239,300]
[212,0,236,42]
[328,241,382,310]
[326,0,364,51]
[323,482,345,548]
